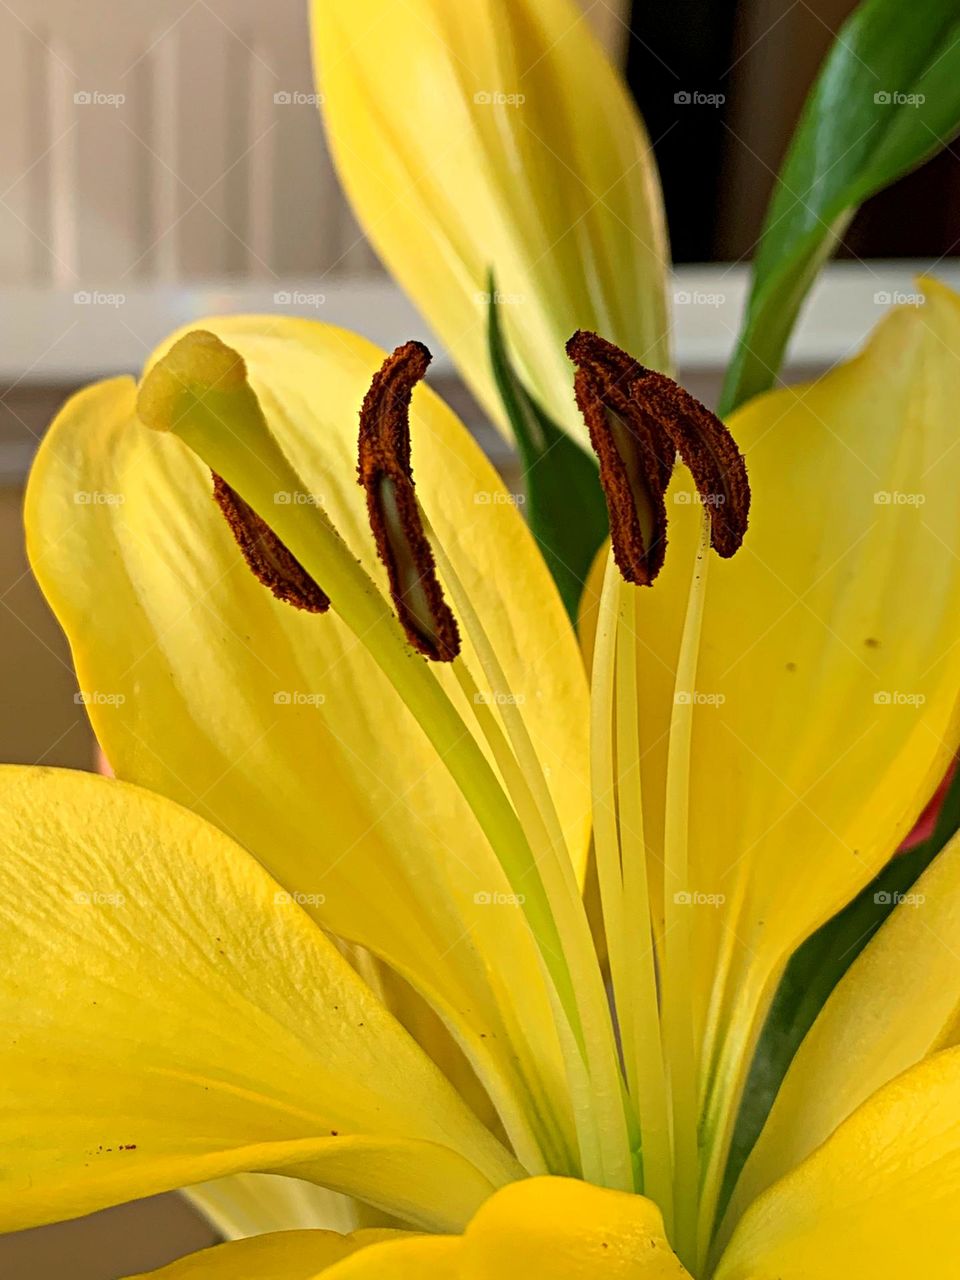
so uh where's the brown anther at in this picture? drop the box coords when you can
[566,330,675,585]
[630,370,750,559]
[212,473,330,612]
[358,341,461,662]
[567,330,750,583]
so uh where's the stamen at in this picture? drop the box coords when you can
[358,341,461,662]
[212,473,330,612]
[566,330,673,586]
[566,331,750,582]
[631,370,750,559]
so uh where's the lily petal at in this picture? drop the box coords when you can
[727,826,960,1225]
[129,1228,410,1279]
[312,0,669,442]
[632,281,960,1139]
[714,1047,960,1279]
[0,766,521,1233]
[186,1178,695,1278]
[184,1174,395,1239]
[458,1177,691,1278]
[312,1237,461,1278]
[26,316,589,1173]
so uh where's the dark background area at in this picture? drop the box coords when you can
[628,0,960,262]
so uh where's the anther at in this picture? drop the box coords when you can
[212,473,330,612]
[566,330,675,585]
[567,331,749,583]
[358,341,461,662]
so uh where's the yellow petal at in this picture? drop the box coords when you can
[459,1177,691,1278]
[714,1047,960,1280]
[184,1174,395,1239]
[728,826,960,1225]
[25,316,590,1174]
[128,1228,410,1279]
[145,1180,697,1278]
[631,281,960,1175]
[312,0,669,443]
[319,1237,461,1278]
[0,766,521,1234]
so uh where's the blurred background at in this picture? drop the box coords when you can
[1,0,957,1274]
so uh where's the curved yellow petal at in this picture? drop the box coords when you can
[305,1178,692,1278]
[0,766,521,1234]
[184,1174,396,1239]
[129,1228,410,1279]
[728,827,960,1226]
[459,1177,691,1278]
[146,1180,698,1278]
[631,282,960,1168]
[312,0,669,443]
[25,315,589,1174]
[320,1237,461,1278]
[714,1048,960,1280]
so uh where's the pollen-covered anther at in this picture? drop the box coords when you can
[567,330,750,583]
[358,341,461,662]
[566,330,674,585]
[212,473,330,613]
[631,369,750,559]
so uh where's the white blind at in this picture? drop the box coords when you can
[0,0,630,287]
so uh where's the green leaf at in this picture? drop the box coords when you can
[720,762,960,1217]
[486,273,608,620]
[719,0,960,417]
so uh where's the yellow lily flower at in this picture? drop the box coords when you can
[311,0,670,443]
[12,280,960,1277]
